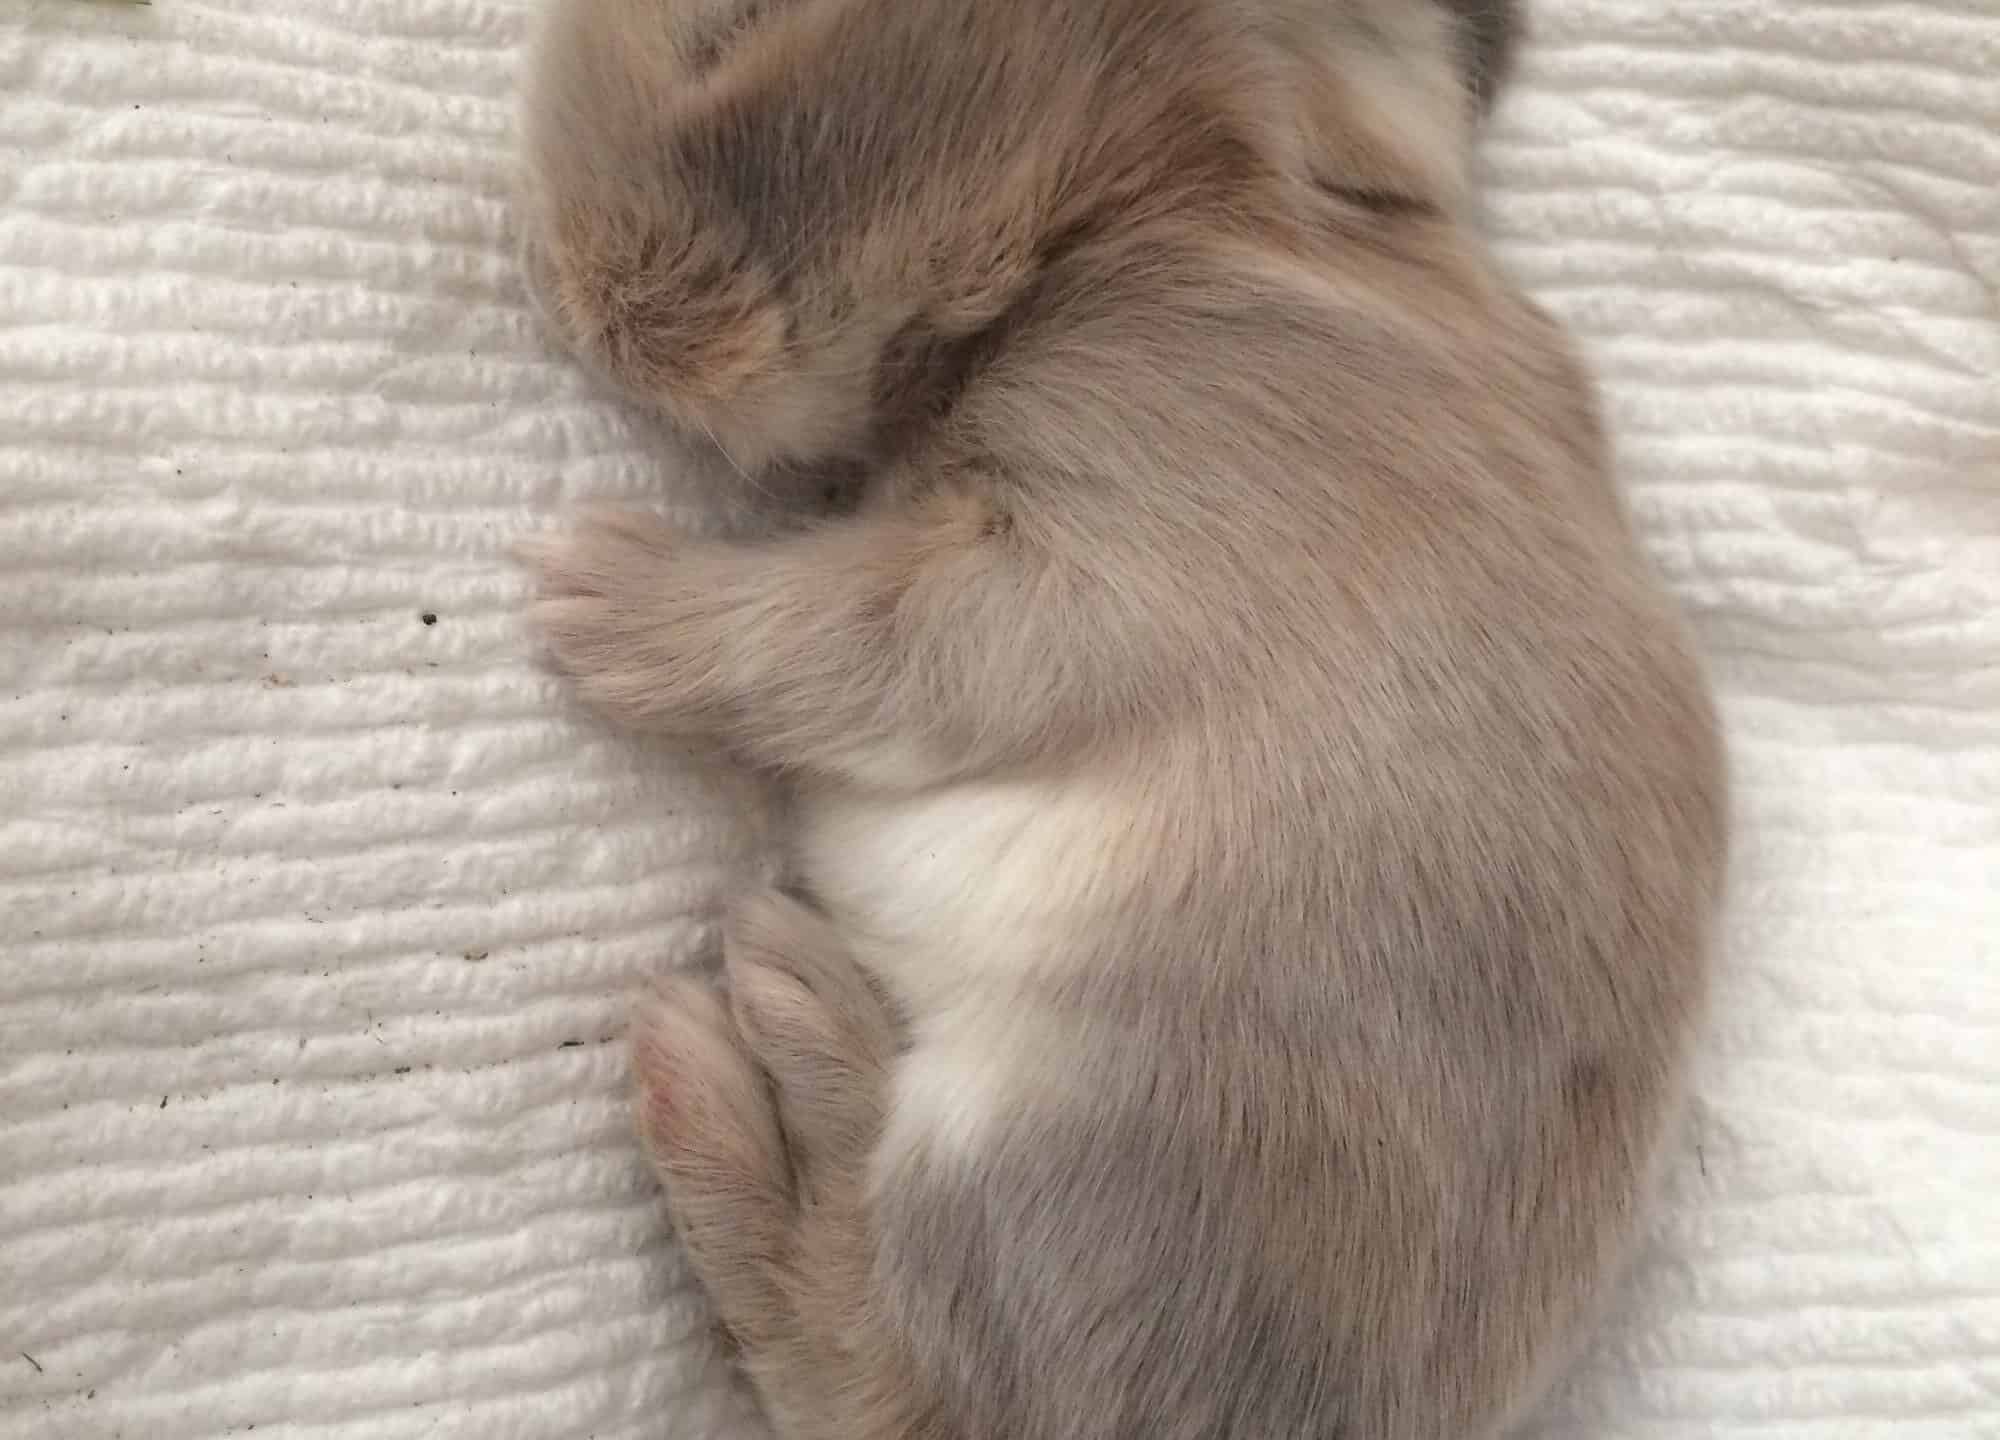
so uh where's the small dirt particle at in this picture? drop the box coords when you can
[420,612,438,626]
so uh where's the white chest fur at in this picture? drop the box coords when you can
[795,776,1144,1017]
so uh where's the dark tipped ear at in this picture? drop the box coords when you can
[1435,0,1521,114]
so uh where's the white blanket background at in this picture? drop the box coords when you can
[2,1,1996,1437]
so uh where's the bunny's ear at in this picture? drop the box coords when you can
[1433,0,1522,116]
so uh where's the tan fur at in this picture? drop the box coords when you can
[518,1,1726,1437]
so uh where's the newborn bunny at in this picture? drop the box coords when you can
[517,1,1726,1438]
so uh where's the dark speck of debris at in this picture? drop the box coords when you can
[393,1066,412,1076]
[1697,1145,1708,1178]
[462,949,489,962]
[19,1353,42,1374]
[558,1039,585,1050]
[421,612,438,626]
[159,1095,168,1109]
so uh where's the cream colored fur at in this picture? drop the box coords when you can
[516,1,1726,1437]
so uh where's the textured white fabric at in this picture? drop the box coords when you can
[2,1,1995,1437]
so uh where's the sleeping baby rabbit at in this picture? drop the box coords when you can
[516,1,1727,1437]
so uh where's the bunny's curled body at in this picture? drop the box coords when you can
[518,1,1727,1437]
